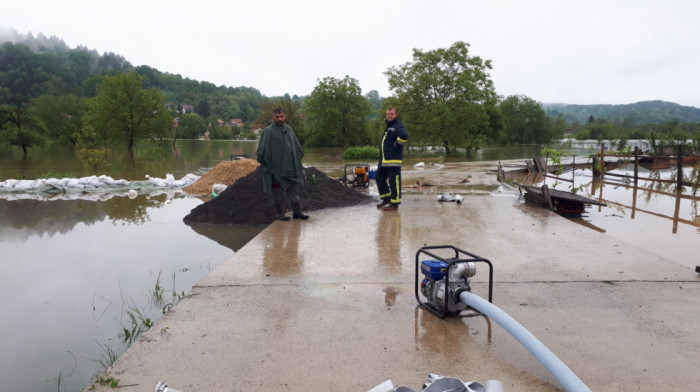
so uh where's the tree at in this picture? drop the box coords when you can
[253,97,304,140]
[28,94,85,146]
[196,98,211,118]
[365,90,383,119]
[384,41,498,155]
[499,95,553,144]
[0,103,47,156]
[176,112,206,139]
[83,73,172,151]
[582,119,616,142]
[303,75,372,147]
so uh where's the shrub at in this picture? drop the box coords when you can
[343,146,379,160]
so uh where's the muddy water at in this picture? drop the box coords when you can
[0,194,262,392]
[536,164,699,270]
[0,139,692,392]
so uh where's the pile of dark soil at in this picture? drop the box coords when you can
[183,166,375,226]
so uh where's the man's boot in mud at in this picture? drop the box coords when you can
[275,204,290,221]
[292,202,309,220]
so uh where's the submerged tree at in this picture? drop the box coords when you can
[176,112,207,140]
[500,95,553,144]
[83,72,172,151]
[0,103,47,156]
[28,94,85,146]
[384,41,499,155]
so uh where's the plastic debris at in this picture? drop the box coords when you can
[211,183,227,197]
[436,192,463,204]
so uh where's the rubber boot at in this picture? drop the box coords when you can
[275,204,290,221]
[292,202,309,220]
[376,198,390,209]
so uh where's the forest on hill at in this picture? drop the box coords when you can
[0,31,265,123]
[1,31,699,158]
[544,101,700,126]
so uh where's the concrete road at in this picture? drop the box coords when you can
[92,167,699,391]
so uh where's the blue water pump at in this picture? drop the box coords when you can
[416,245,493,318]
[414,245,591,392]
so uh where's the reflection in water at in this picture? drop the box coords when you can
[263,222,304,275]
[383,287,400,307]
[413,306,479,358]
[376,212,402,270]
[187,223,264,252]
[0,194,168,240]
[0,199,106,238]
[523,164,700,268]
[0,196,237,392]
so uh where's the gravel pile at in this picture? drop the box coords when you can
[183,166,374,226]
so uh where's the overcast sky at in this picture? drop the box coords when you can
[2,0,699,107]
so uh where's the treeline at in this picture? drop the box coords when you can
[545,101,700,126]
[0,34,265,122]
[1,32,699,159]
[543,101,700,154]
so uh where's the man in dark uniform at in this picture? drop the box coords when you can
[256,108,309,220]
[375,107,408,211]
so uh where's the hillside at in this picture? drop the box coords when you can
[0,30,263,122]
[544,101,700,125]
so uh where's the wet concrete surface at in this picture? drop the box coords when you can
[93,163,699,392]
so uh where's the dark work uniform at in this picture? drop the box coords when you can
[376,117,408,205]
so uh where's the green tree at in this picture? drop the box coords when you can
[0,103,47,155]
[208,123,232,140]
[177,112,207,139]
[583,119,616,142]
[254,97,304,140]
[365,90,382,120]
[552,113,567,139]
[303,75,372,147]
[83,73,172,151]
[196,98,211,118]
[499,95,553,144]
[385,41,498,155]
[28,94,85,146]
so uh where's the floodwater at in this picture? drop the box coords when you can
[535,162,699,270]
[0,194,263,392]
[0,139,696,392]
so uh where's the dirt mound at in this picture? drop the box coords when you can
[183,166,375,226]
[184,159,260,195]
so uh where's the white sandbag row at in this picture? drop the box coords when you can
[0,173,200,200]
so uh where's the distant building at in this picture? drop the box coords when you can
[230,118,243,127]
[182,104,194,113]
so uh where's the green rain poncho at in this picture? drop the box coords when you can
[256,123,305,194]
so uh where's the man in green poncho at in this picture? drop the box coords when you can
[256,108,309,221]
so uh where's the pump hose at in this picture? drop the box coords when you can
[459,291,591,392]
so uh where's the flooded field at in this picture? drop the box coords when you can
[518,161,699,270]
[0,139,697,391]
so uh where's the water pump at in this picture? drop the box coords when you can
[416,245,493,318]
[414,245,591,392]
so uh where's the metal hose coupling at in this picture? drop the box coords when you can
[155,381,183,392]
